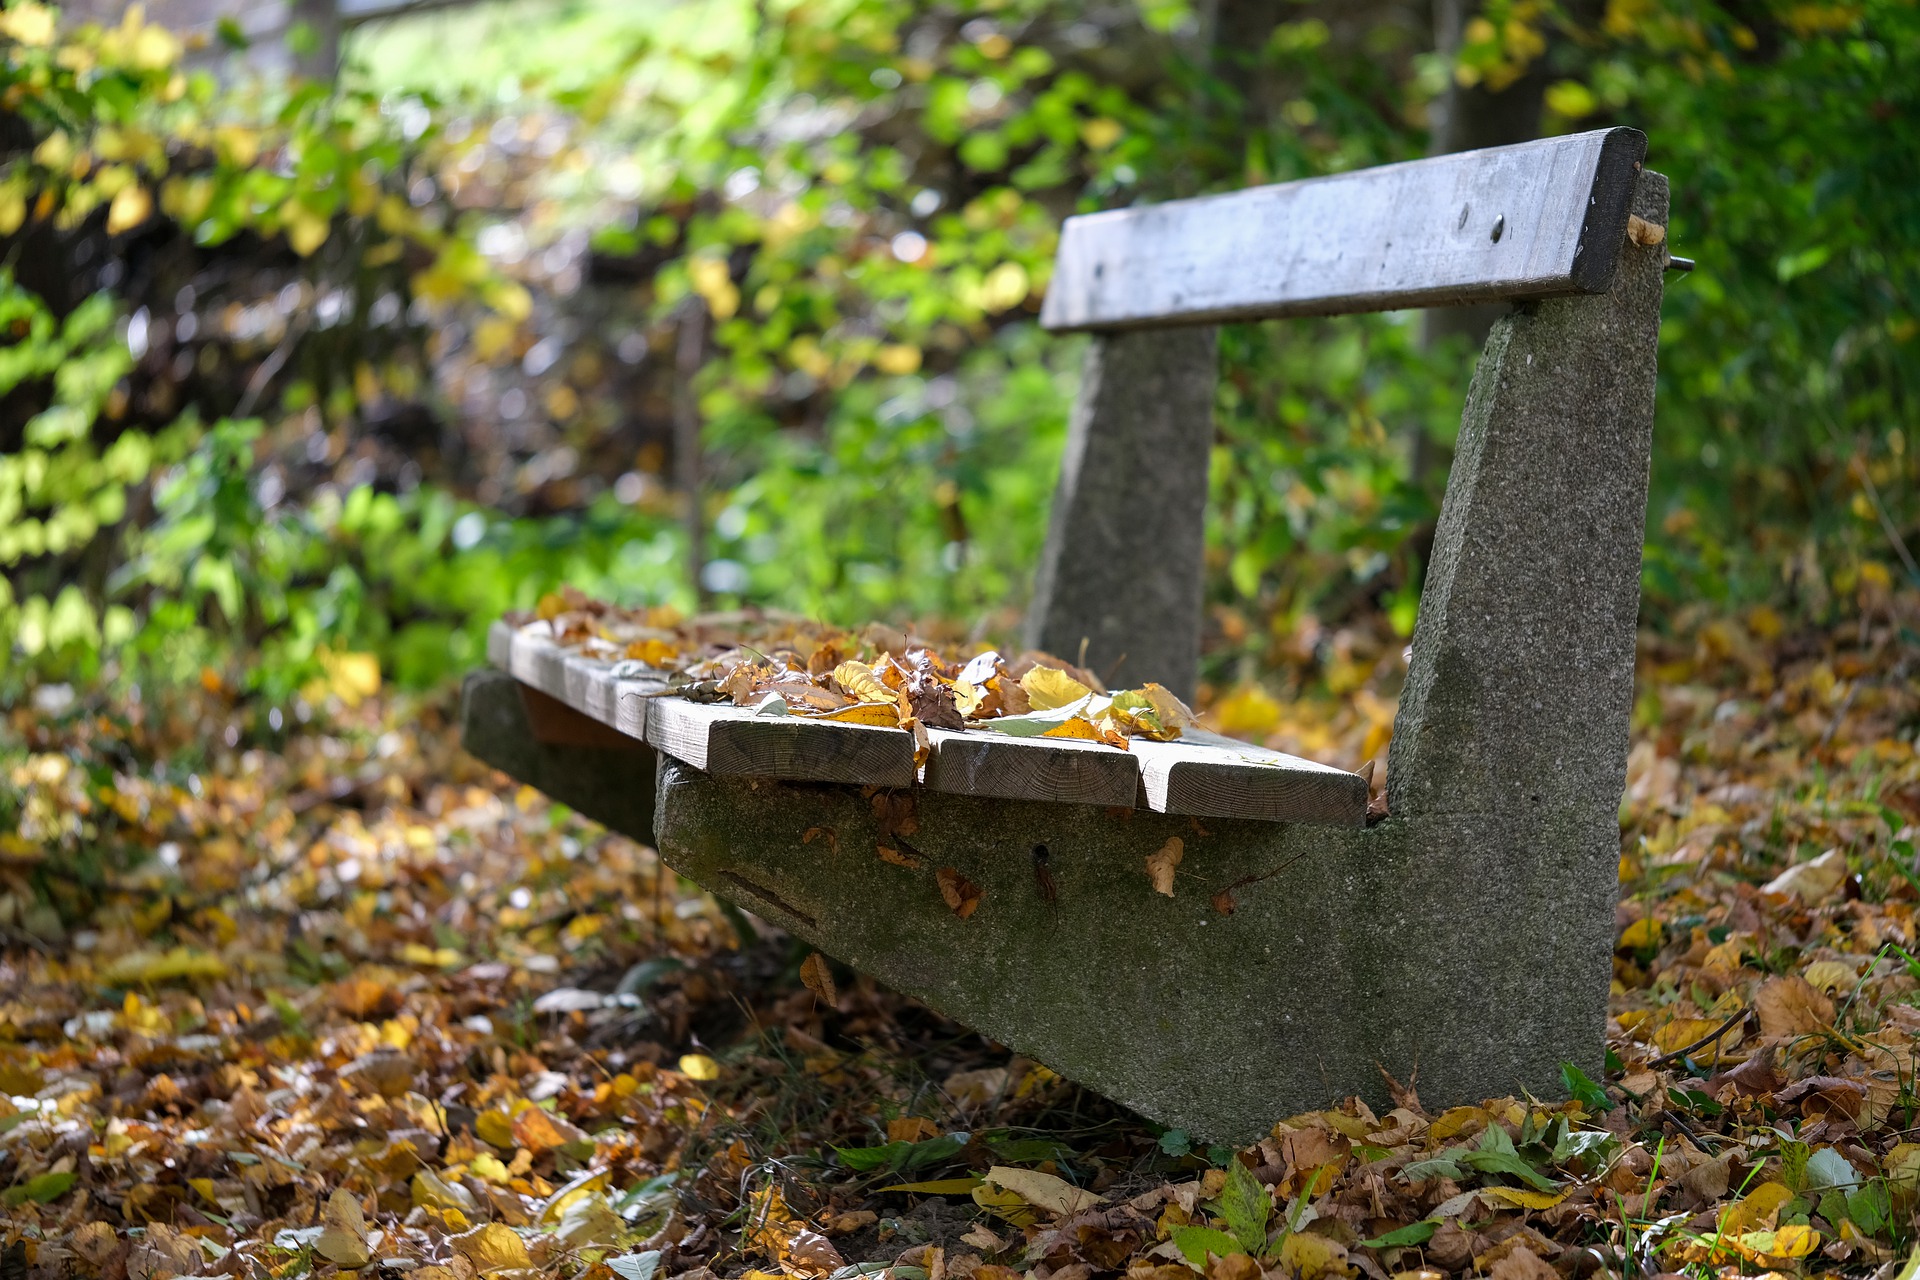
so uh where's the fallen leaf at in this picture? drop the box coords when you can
[1485,1244,1556,1280]
[1146,837,1184,896]
[1756,974,1834,1038]
[679,1053,721,1080]
[452,1223,532,1272]
[316,1188,373,1270]
[1021,665,1092,711]
[979,1165,1105,1216]
[800,952,838,1005]
[1761,847,1848,902]
[937,868,983,919]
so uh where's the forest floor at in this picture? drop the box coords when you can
[4,594,1920,1280]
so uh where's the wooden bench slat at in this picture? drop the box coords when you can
[489,619,660,741]
[923,728,1142,808]
[1041,128,1645,332]
[644,696,918,787]
[1132,730,1367,826]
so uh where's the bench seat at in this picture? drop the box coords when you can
[485,618,1368,826]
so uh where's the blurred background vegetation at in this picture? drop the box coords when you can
[2,0,1915,718]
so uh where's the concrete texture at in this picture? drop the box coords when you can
[1026,327,1217,700]
[460,669,657,838]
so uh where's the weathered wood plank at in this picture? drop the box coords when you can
[488,619,662,742]
[645,696,917,787]
[1132,731,1367,826]
[923,729,1141,808]
[1041,128,1645,332]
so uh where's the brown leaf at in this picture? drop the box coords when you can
[1145,837,1183,897]
[888,1115,943,1142]
[1211,889,1237,916]
[786,1228,846,1277]
[1485,1244,1558,1280]
[800,952,838,1006]
[878,843,925,870]
[938,868,983,919]
[512,1104,589,1155]
[1204,1253,1262,1280]
[340,1048,414,1098]
[1756,974,1834,1038]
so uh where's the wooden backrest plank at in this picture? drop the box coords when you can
[1042,128,1645,332]
[1132,732,1367,826]
[923,729,1141,808]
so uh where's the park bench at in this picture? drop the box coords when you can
[463,127,1674,1141]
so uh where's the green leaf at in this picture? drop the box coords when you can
[832,1135,965,1173]
[1362,1220,1437,1249]
[1218,1157,1271,1253]
[1559,1062,1611,1112]
[1159,1129,1193,1158]
[1171,1226,1247,1268]
[1458,1127,1559,1193]
[1401,1154,1466,1184]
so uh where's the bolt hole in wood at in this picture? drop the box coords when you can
[1491,214,1506,243]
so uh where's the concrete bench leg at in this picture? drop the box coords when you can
[460,669,657,839]
[1026,326,1217,701]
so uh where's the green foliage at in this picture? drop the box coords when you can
[7,0,1919,709]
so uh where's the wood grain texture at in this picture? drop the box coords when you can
[923,728,1141,808]
[1132,731,1367,826]
[1042,128,1645,332]
[646,696,917,787]
[489,619,661,743]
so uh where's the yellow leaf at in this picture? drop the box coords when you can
[413,1170,478,1213]
[101,946,229,985]
[879,1177,982,1194]
[1146,837,1183,897]
[874,344,922,375]
[808,701,902,727]
[679,1053,720,1081]
[1277,1231,1351,1280]
[1041,715,1102,740]
[285,206,329,257]
[452,1223,533,1272]
[106,184,151,235]
[469,1152,511,1184]
[832,660,896,705]
[474,1109,515,1148]
[971,1180,1039,1228]
[1080,117,1124,150]
[1021,665,1091,711]
[1719,1182,1794,1236]
[979,1166,1105,1217]
[1649,1016,1726,1055]
[1481,1185,1570,1210]
[1617,916,1662,949]
[1803,959,1857,992]
[316,1188,373,1270]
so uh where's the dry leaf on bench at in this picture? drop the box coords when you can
[1146,837,1183,896]
[938,868,983,919]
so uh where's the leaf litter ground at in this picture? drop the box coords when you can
[4,598,1920,1280]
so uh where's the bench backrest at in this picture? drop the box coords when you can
[1041,127,1646,332]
